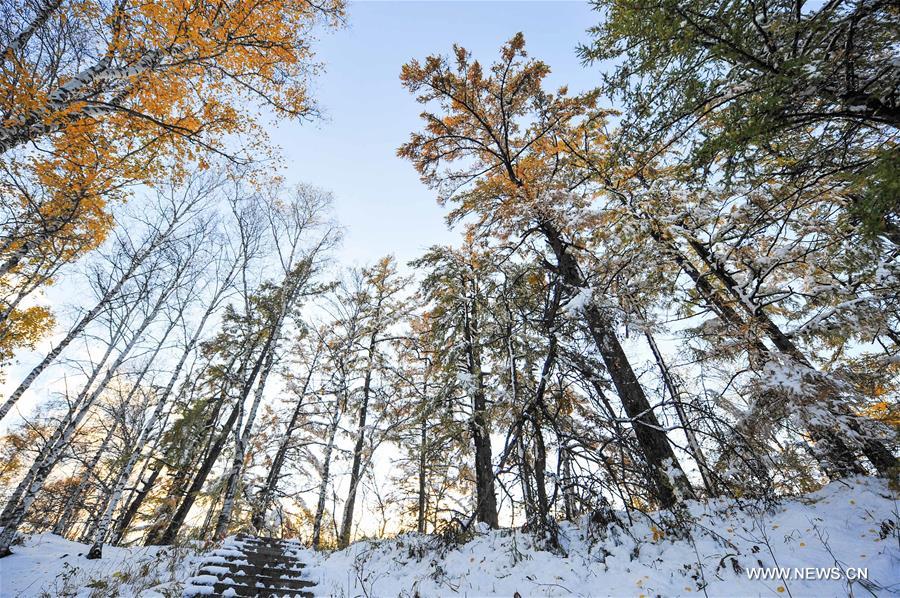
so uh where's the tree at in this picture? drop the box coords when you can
[1,0,344,155]
[563,124,897,479]
[580,0,899,241]
[388,319,464,534]
[399,34,695,508]
[156,184,337,544]
[336,256,410,548]
[250,329,326,532]
[85,219,235,558]
[0,226,193,555]
[0,173,216,421]
[413,244,502,527]
[310,324,354,549]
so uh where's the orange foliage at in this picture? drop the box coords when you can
[398,33,606,243]
[0,0,343,361]
[0,304,54,368]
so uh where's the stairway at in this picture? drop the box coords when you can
[184,534,316,597]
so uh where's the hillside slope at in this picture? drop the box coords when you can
[0,477,896,597]
[302,477,898,597]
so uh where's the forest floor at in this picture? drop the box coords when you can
[0,533,198,596]
[0,476,897,597]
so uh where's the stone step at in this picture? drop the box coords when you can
[208,551,307,567]
[232,540,300,552]
[235,534,301,548]
[229,544,301,558]
[185,534,315,598]
[200,583,313,598]
[199,563,308,581]
[198,573,316,591]
[186,575,314,597]
[234,534,298,544]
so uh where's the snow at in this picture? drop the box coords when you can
[0,533,199,597]
[1,478,896,597]
[565,287,594,315]
[300,477,898,597]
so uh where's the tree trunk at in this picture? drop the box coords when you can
[156,391,242,545]
[112,396,177,544]
[415,369,430,535]
[531,415,552,540]
[311,410,339,549]
[462,279,499,528]
[644,330,718,496]
[0,281,147,507]
[157,318,279,545]
[337,390,368,547]
[560,447,577,521]
[214,264,311,538]
[338,330,381,548]
[516,431,537,525]
[541,221,694,507]
[0,316,127,542]
[111,462,160,545]
[417,414,428,534]
[213,348,275,540]
[647,225,862,476]
[142,352,244,546]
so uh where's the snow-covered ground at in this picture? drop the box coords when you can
[0,534,199,597]
[303,477,898,597]
[1,477,897,597]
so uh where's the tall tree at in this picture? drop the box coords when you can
[0,232,191,555]
[156,184,336,544]
[250,329,326,532]
[0,174,215,421]
[399,35,695,508]
[414,244,502,527]
[336,257,410,547]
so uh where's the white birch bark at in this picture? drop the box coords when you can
[0,269,176,554]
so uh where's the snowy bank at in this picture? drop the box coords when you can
[0,477,896,597]
[0,533,199,597]
[301,477,898,597]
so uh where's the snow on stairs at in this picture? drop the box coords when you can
[184,533,316,597]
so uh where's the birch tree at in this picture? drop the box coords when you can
[0,229,192,555]
[0,175,216,421]
[0,0,344,356]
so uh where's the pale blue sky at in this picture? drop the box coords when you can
[273,0,601,267]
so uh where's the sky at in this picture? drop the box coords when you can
[273,0,602,268]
